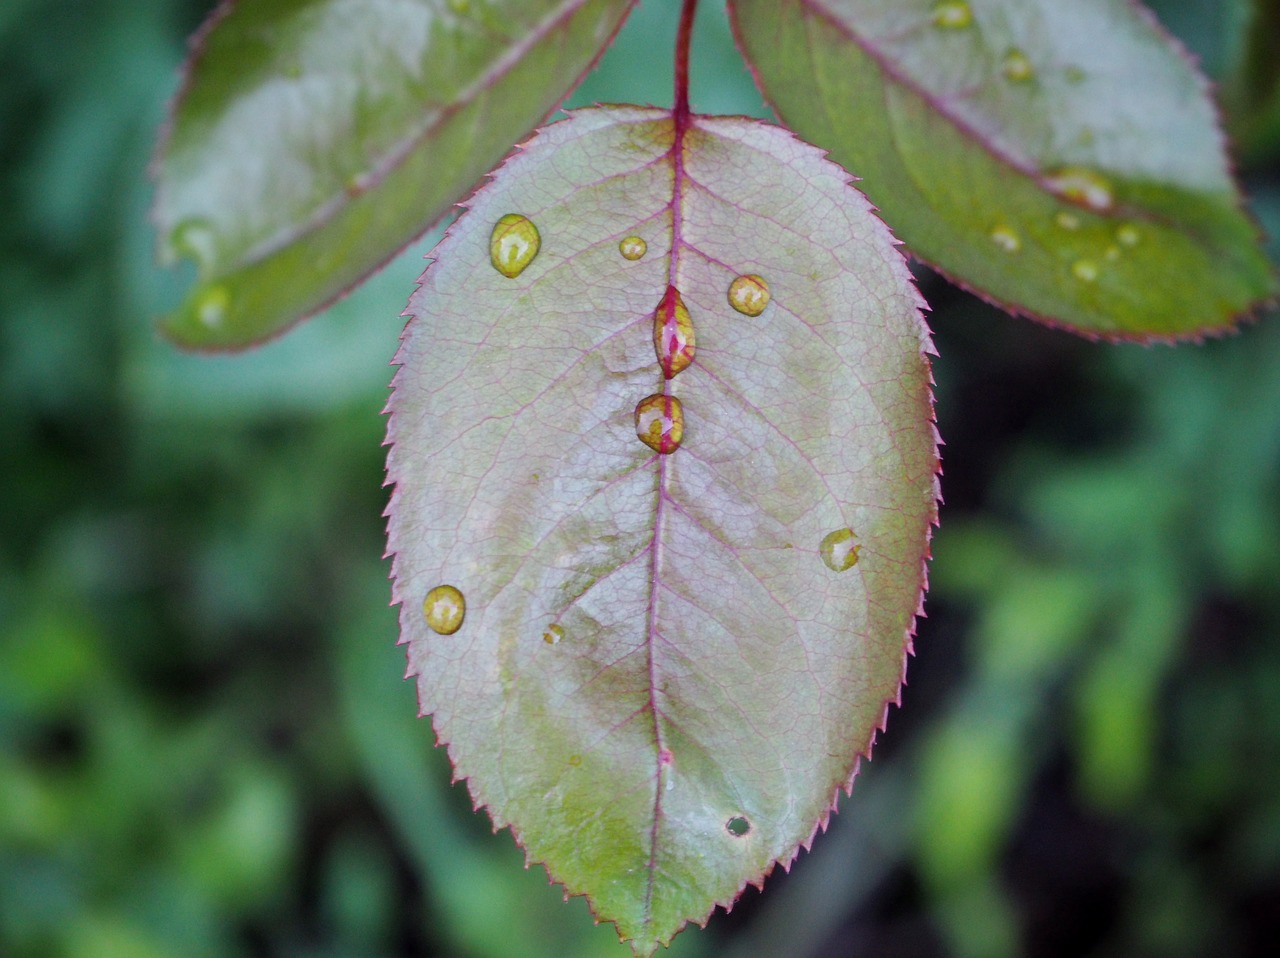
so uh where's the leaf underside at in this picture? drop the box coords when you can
[153,0,635,349]
[385,106,938,952]
[729,0,1274,339]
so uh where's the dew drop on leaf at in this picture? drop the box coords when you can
[931,1,972,29]
[196,285,230,328]
[543,623,565,645]
[653,286,695,378]
[171,217,217,270]
[727,274,770,316]
[990,224,1021,253]
[725,816,752,838]
[819,528,861,572]
[1055,210,1082,231]
[635,393,684,455]
[489,213,540,278]
[619,235,647,260]
[1046,167,1114,212]
[423,584,466,635]
[1002,48,1034,83]
[1116,223,1141,247]
[1072,259,1100,282]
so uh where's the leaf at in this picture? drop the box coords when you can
[153,0,635,349]
[384,105,939,953]
[728,0,1275,339]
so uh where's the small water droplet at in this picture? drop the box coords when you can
[1055,211,1081,231]
[727,274,770,316]
[1116,223,1141,247]
[543,623,564,645]
[423,584,465,635]
[489,213,540,278]
[1045,167,1114,212]
[1002,49,1034,82]
[619,236,647,260]
[931,1,972,29]
[635,393,684,455]
[196,285,230,328]
[653,286,695,378]
[1072,259,1099,282]
[1064,65,1086,84]
[171,217,217,270]
[725,815,752,838]
[819,528,860,572]
[990,224,1021,253]
[568,754,582,767]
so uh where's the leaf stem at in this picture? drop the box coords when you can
[674,0,698,119]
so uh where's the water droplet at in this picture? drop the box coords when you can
[653,286,695,378]
[423,584,465,635]
[1002,49,1034,82]
[489,213,540,278]
[543,623,564,645]
[1045,167,1114,212]
[568,754,582,767]
[1072,259,1099,282]
[931,1,972,29]
[171,217,217,270]
[619,236,647,260]
[635,393,684,455]
[725,815,752,838]
[819,528,860,572]
[1064,65,1086,84]
[1055,211,1081,231]
[1116,223,1141,247]
[990,224,1021,253]
[727,274,770,316]
[195,285,230,328]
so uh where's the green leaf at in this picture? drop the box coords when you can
[385,106,938,953]
[153,0,635,349]
[729,0,1275,339]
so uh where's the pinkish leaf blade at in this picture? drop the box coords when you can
[385,106,938,953]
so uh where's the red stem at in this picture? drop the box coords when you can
[674,0,698,119]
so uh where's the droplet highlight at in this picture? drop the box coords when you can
[990,224,1021,253]
[1002,49,1034,82]
[819,528,860,573]
[635,394,684,455]
[423,584,465,635]
[1046,167,1114,212]
[1072,259,1099,282]
[931,1,972,29]
[619,236,647,260]
[543,623,565,645]
[171,217,217,270]
[489,213,540,278]
[653,286,695,378]
[725,816,752,838]
[727,274,770,317]
[196,285,230,328]
[1116,223,1141,247]
[1054,211,1081,231]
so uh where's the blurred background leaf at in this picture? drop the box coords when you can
[2,0,1277,956]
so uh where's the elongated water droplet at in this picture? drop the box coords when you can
[543,623,565,645]
[1002,49,1034,82]
[489,213,540,278]
[1046,167,1114,212]
[196,285,230,328]
[1055,210,1081,231]
[727,274,770,316]
[653,286,695,378]
[619,236,647,260]
[423,584,465,635]
[1072,259,1099,282]
[1116,223,1141,247]
[931,1,972,28]
[990,224,1021,253]
[819,528,860,572]
[635,393,684,455]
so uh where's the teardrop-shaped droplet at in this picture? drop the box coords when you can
[543,623,565,645]
[196,285,230,328]
[990,224,1021,253]
[619,236,647,260]
[423,584,466,635]
[1002,48,1034,82]
[652,286,695,378]
[489,213,540,278]
[1045,167,1114,212]
[931,1,972,29]
[635,393,684,455]
[727,274,770,316]
[819,528,860,572]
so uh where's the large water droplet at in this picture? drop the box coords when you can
[1116,223,1141,247]
[423,584,465,635]
[1072,259,1099,282]
[931,1,972,28]
[990,224,1021,253]
[1002,49,1034,82]
[819,528,860,572]
[727,274,770,316]
[489,213,540,278]
[543,623,565,645]
[196,285,230,328]
[653,286,695,378]
[635,393,684,455]
[1046,167,1114,212]
[619,236,647,260]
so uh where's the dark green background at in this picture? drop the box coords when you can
[2,1,1278,955]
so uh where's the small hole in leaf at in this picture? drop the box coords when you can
[725,815,751,838]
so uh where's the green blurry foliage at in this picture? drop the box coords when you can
[2,0,1279,956]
